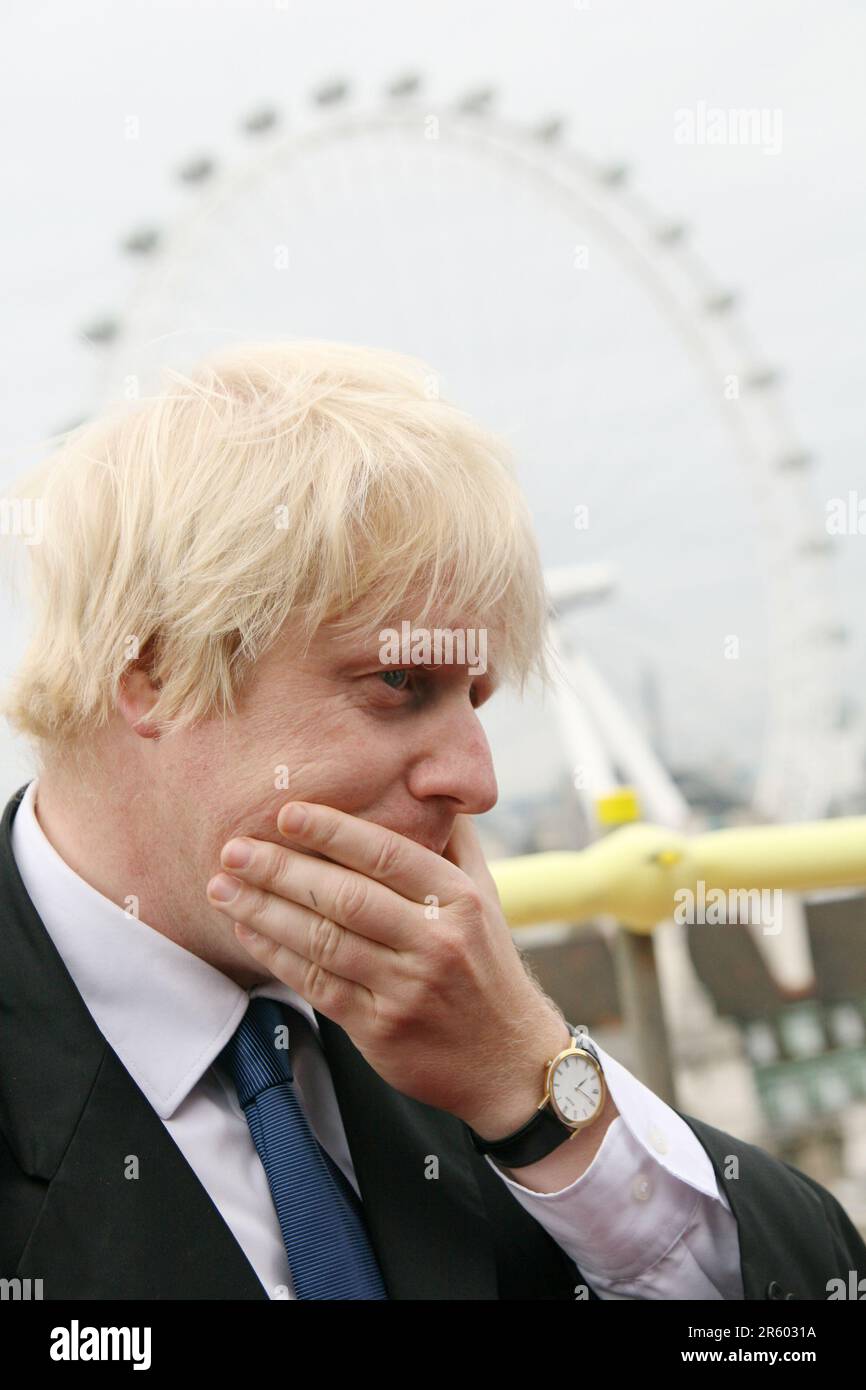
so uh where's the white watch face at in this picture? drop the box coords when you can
[551,1051,603,1127]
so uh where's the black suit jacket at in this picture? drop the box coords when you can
[1,783,864,1300]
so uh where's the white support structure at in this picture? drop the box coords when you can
[545,565,691,835]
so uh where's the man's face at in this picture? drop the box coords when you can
[156,604,501,983]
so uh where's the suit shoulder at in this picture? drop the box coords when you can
[675,1108,866,1298]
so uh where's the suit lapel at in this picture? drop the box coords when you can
[315,1011,499,1298]
[15,1045,269,1299]
[1,782,268,1299]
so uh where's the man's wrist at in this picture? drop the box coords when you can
[456,1015,574,1141]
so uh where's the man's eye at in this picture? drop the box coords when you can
[378,668,412,692]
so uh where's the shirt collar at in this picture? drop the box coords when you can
[10,777,321,1119]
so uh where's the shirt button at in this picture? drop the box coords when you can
[632,1173,652,1202]
[648,1126,669,1155]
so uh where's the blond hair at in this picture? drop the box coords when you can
[2,340,552,764]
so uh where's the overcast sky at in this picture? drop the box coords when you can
[1,0,864,816]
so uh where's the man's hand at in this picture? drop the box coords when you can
[206,802,571,1140]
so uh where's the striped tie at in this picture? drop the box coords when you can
[219,995,388,1300]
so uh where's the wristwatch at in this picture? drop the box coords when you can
[466,1024,606,1167]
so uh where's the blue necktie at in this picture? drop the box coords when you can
[219,995,388,1300]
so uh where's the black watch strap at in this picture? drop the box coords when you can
[467,1097,573,1167]
[465,1029,601,1168]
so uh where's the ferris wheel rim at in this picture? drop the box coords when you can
[79,86,846,820]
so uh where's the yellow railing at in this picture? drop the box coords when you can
[487,814,866,1104]
[489,817,866,932]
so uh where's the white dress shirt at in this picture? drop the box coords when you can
[10,777,744,1300]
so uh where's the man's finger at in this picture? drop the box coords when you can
[276,801,467,905]
[441,815,502,907]
[231,922,376,1029]
[219,839,414,950]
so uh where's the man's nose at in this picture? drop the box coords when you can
[406,710,499,815]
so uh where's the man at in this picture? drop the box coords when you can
[1,341,863,1300]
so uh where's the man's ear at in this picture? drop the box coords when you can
[117,637,163,740]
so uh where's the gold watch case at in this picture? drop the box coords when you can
[541,1036,606,1137]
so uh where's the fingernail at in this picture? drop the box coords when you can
[222,839,252,868]
[279,804,307,834]
[208,874,240,903]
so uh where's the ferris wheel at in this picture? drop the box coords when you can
[72,72,856,827]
